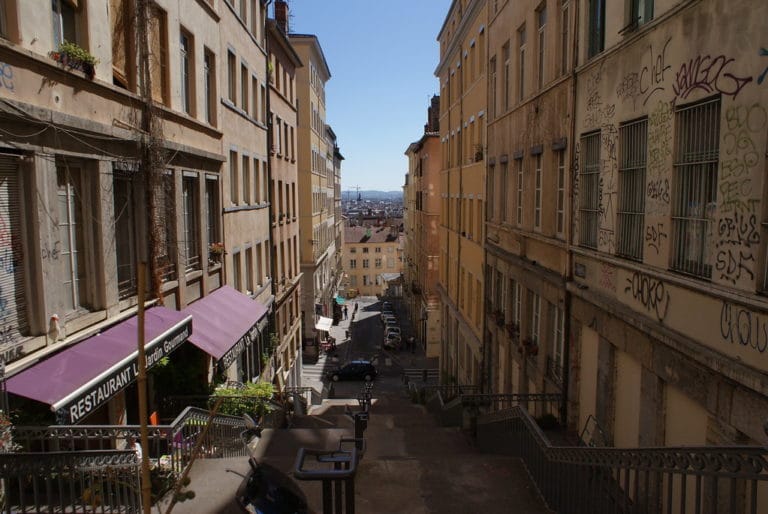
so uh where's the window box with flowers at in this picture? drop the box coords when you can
[209,242,225,265]
[49,41,98,79]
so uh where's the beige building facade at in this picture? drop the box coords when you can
[404,96,442,358]
[0,0,235,424]
[343,226,403,298]
[289,29,337,342]
[569,0,768,448]
[436,0,488,385]
[485,0,573,415]
[267,13,303,388]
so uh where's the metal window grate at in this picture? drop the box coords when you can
[517,159,524,225]
[534,154,542,228]
[579,132,600,249]
[556,150,566,236]
[672,97,720,279]
[617,119,647,260]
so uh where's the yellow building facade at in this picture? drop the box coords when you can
[436,0,488,385]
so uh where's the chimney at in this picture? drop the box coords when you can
[275,0,289,34]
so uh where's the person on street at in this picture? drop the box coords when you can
[343,305,348,320]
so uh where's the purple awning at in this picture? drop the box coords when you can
[6,307,192,424]
[182,285,269,369]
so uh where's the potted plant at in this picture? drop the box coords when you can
[209,242,225,264]
[50,41,98,79]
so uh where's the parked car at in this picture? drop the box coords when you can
[326,360,378,382]
[385,326,402,338]
[384,332,402,350]
[237,459,309,513]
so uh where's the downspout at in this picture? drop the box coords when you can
[264,0,277,381]
[561,0,581,428]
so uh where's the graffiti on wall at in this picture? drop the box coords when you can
[757,48,768,85]
[616,38,672,109]
[624,270,671,322]
[714,103,766,285]
[0,62,14,91]
[720,300,768,353]
[672,54,753,100]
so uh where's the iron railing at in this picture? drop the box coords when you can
[0,450,141,513]
[14,406,248,476]
[461,393,561,416]
[409,383,480,403]
[477,407,768,514]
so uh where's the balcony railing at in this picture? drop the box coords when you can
[477,407,768,514]
[0,450,141,513]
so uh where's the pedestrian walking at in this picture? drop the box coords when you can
[343,305,348,320]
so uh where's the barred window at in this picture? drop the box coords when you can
[534,154,542,229]
[672,97,720,279]
[579,132,600,249]
[617,118,647,260]
[516,158,524,226]
[500,162,509,222]
[556,149,566,236]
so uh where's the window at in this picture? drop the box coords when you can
[349,259,357,269]
[52,0,78,47]
[363,275,370,286]
[514,284,522,325]
[241,63,249,113]
[363,259,369,268]
[500,162,508,222]
[242,155,250,204]
[229,150,238,204]
[180,29,194,115]
[534,154,542,229]
[239,0,247,22]
[518,26,526,101]
[227,50,237,103]
[375,258,382,268]
[205,177,220,250]
[551,303,564,382]
[246,247,254,294]
[626,0,653,28]
[157,173,177,283]
[261,84,267,123]
[350,247,357,253]
[487,164,496,219]
[0,0,8,39]
[252,75,258,118]
[489,56,497,118]
[531,293,541,345]
[111,0,134,88]
[114,169,137,299]
[148,4,169,104]
[203,49,216,124]
[560,1,570,76]
[232,250,241,291]
[556,150,566,236]
[57,166,92,313]
[362,247,369,253]
[672,97,720,278]
[579,132,600,249]
[537,6,546,89]
[375,247,381,253]
[502,41,510,111]
[516,158,524,226]
[387,258,394,268]
[588,0,606,58]
[617,119,647,260]
[250,0,258,36]
[182,175,201,272]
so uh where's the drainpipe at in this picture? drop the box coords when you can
[561,0,581,429]
[264,0,277,381]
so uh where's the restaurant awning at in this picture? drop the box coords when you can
[314,316,333,332]
[6,307,192,424]
[181,285,269,369]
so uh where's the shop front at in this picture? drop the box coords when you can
[181,285,269,384]
[6,307,192,425]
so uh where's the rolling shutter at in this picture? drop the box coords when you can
[0,155,28,349]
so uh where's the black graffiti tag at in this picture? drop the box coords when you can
[673,54,753,100]
[720,301,768,353]
[624,271,670,322]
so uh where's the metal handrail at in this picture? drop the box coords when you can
[461,393,561,415]
[410,383,480,402]
[477,406,768,514]
[0,450,141,513]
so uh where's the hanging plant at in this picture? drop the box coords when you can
[50,41,98,79]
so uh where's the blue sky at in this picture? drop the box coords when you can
[286,0,452,192]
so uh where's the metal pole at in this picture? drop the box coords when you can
[137,262,152,513]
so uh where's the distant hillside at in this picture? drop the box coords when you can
[342,190,403,201]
